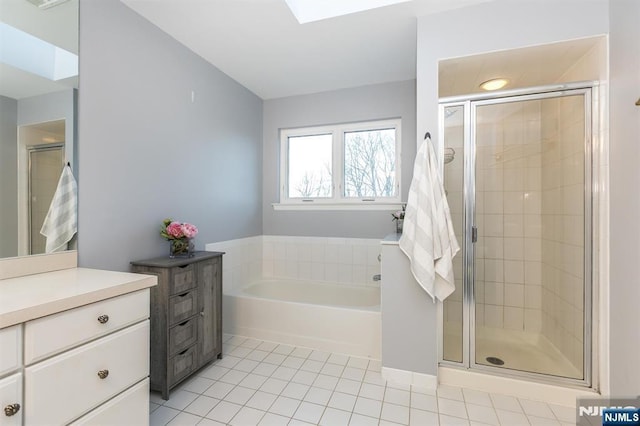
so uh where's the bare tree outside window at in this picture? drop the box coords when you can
[288,134,333,198]
[344,128,396,197]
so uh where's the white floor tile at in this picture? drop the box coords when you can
[269,395,301,417]
[411,385,437,396]
[264,353,287,365]
[495,408,530,425]
[328,353,350,366]
[224,386,256,405]
[385,388,411,406]
[205,401,242,423]
[150,402,161,414]
[520,399,556,419]
[381,402,410,425]
[462,389,492,407]
[196,418,226,426]
[359,383,385,401]
[150,392,166,404]
[272,366,297,381]
[229,406,266,426]
[548,404,576,423]
[349,413,380,426]
[291,370,318,386]
[528,415,562,425]
[246,350,270,362]
[167,411,202,426]
[257,341,279,352]
[309,350,331,362]
[150,406,181,426]
[409,408,439,426]
[203,382,235,400]
[281,382,310,400]
[290,347,313,359]
[367,360,382,372]
[491,393,524,413]
[225,336,246,346]
[293,401,325,424]
[184,395,220,417]
[363,370,386,386]
[379,420,406,426]
[438,398,468,419]
[229,346,252,358]
[342,366,366,381]
[301,359,325,373]
[282,356,306,369]
[313,374,339,391]
[239,373,269,390]
[335,378,362,395]
[387,381,411,391]
[440,413,471,426]
[273,344,296,356]
[180,376,215,394]
[259,377,289,395]
[164,390,200,410]
[321,362,346,377]
[437,385,465,402]
[465,402,499,425]
[240,338,262,349]
[252,362,279,377]
[289,419,317,426]
[246,391,278,411]
[258,412,290,426]
[328,392,357,412]
[320,407,351,426]
[410,392,437,412]
[347,357,370,370]
[304,387,333,405]
[219,369,248,385]
[199,366,230,381]
[353,396,383,418]
[216,355,242,369]
[234,359,260,373]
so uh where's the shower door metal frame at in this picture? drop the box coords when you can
[437,82,595,389]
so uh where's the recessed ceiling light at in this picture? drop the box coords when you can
[285,0,411,24]
[480,78,509,91]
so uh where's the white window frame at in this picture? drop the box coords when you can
[276,118,402,210]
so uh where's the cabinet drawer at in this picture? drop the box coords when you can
[24,321,149,426]
[170,264,196,295]
[0,325,21,377]
[24,290,149,364]
[168,290,198,326]
[0,373,22,426]
[70,379,149,426]
[169,318,198,357]
[168,344,197,387]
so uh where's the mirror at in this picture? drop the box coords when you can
[0,0,79,259]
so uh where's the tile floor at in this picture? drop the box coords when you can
[149,335,577,426]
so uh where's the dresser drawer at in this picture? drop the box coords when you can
[0,373,22,426]
[169,318,198,357]
[170,264,196,295]
[168,344,197,387]
[0,325,21,377]
[24,321,149,426]
[70,379,149,426]
[168,290,198,326]
[24,290,149,364]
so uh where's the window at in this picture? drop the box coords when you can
[279,119,401,207]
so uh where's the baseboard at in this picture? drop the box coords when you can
[381,366,438,391]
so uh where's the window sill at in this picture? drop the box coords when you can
[272,202,403,211]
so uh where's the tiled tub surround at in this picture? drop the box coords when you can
[205,236,382,358]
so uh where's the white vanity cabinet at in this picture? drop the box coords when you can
[0,266,156,425]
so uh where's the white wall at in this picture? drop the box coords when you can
[262,80,417,239]
[608,0,640,397]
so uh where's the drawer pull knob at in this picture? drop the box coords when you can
[97,369,109,379]
[97,315,109,324]
[4,403,20,417]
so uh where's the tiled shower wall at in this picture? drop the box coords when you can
[205,236,382,293]
[540,95,585,372]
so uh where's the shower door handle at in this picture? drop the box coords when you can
[472,226,478,243]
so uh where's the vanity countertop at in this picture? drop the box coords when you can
[0,267,156,328]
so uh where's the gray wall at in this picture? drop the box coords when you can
[608,0,640,397]
[0,96,18,258]
[77,0,263,271]
[262,80,417,238]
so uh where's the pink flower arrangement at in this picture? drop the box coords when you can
[161,219,198,240]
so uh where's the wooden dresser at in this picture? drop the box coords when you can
[131,251,223,399]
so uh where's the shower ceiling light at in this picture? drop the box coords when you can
[480,78,509,91]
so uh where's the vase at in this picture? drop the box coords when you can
[396,218,404,234]
[169,238,194,258]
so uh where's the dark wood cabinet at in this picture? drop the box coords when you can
[131,251,223,399]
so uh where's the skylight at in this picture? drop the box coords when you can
[284,0,411,24]
[0,22,78,81]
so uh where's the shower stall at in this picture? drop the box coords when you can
[438,83,594,387]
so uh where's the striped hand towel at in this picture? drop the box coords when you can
[399,138,460,302]
[40,164,78,253]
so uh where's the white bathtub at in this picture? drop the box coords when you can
[223,279,381,358]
